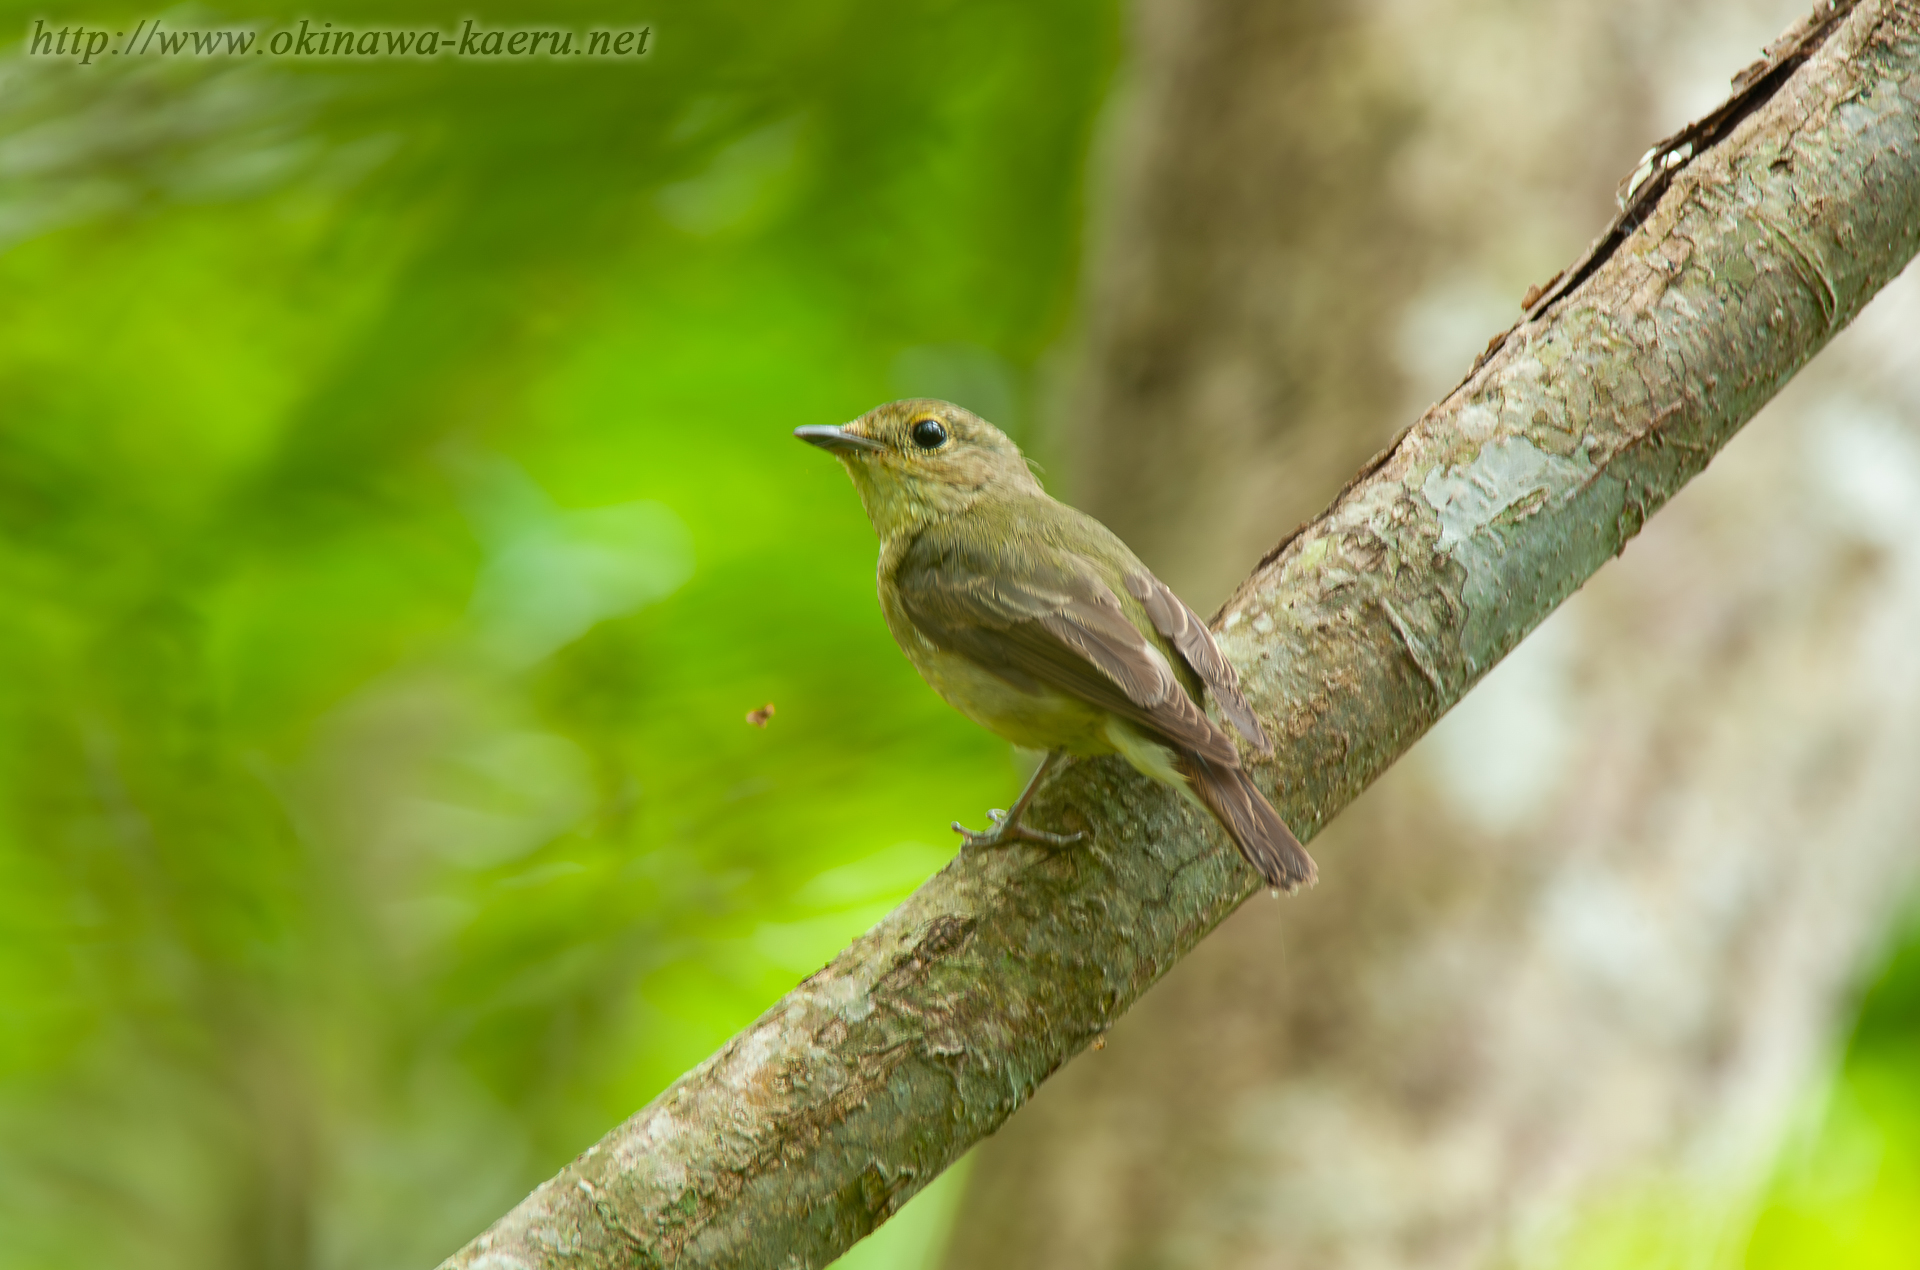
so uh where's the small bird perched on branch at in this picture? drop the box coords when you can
[796,399,1315,892]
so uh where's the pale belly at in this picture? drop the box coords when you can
[914,643,1200,811]
[911,644,1115,754]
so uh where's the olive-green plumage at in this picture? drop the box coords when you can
[796,399,1314,891]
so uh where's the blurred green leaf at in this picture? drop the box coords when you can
[0,1,1117,1265]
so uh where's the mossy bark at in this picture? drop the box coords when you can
[440,3,1920,1267]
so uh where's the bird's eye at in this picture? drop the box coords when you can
[910,418,948,450]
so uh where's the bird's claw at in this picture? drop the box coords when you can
[952,815,1084,852]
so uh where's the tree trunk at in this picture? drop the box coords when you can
[945,1,1920,1267]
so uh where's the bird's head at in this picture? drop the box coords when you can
[795,399,1042,540]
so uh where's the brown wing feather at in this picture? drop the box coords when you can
[1124,573,1272,754]
[897,536,1237,765]
[899,519,1317,891]
[1175,751,1315,890]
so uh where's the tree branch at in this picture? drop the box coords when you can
[439,3,1920,1267]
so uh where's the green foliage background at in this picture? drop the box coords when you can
[0,3,1914,1269]
[0,2,1116,1265]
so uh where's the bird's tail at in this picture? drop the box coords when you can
[1176,753,1316,892]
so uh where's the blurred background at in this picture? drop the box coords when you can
[0,2,1915,1269]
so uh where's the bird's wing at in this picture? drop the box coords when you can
[1123,573,1272,754]
[896,533,1238,765]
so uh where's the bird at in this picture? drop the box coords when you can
[794,399,1315,892]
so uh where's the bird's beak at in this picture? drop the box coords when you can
[794,424,886,455]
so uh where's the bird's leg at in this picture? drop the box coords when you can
[954,750,1084,850]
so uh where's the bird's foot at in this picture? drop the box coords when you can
[952,808,1083,852]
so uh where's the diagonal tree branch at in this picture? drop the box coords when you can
[439,2,1920,1267]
